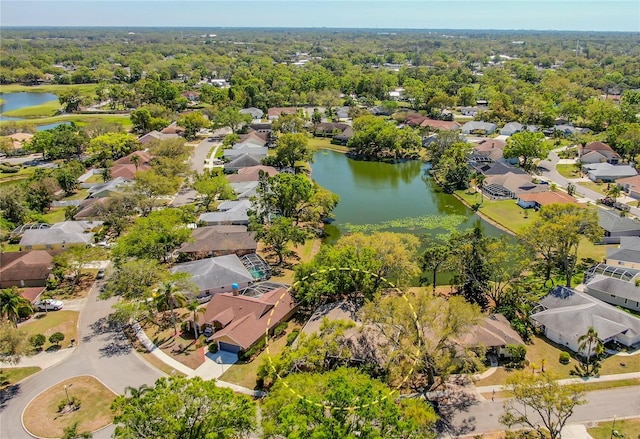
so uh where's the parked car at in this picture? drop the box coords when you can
[97,269,105,279]
[34,299,64,311]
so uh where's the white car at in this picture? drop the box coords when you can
[34,299,64,311]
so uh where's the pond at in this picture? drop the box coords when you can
[0,92,59,121]
[310,150,510,283]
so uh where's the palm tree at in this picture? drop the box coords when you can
[124,383,152,399]
[578,326,604,376]
[186,301,206,339]
[474,172,486,204]
[154,282,187,336]
[607,184,622,202]
[131,153,141,171]
[0,287,33,327]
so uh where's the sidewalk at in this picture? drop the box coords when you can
[0,346,75,370]
[476,371,640,394]
[132,322,264,397]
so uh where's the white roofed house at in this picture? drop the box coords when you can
[531,287,640,354]
[19,221,103,251]
[583,163,637,182]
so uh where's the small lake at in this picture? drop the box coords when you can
[0,92,59,121]
[310,149,508,243]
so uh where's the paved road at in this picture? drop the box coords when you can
[0,283,163,439]
[444,386,640,436]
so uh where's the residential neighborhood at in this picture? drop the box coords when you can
[1,20,640,439]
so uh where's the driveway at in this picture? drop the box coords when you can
[0,282,163,439]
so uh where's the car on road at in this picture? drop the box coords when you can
[34,299,64,311]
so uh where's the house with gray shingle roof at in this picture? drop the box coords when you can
[224,154,263,172]
[19,221,102,250]
[531,286,640,353]
[606,237,640,269]
[198,199,251,226]
[599,209,640,244]
[583,163,636,182]
[88,177,132,198]
[584,274,640,311]
[170,254,254,302]
[239,107,264,121]
[461,121,497,135]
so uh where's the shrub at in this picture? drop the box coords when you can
[29,334,46,351]
[506,344,527,364]
[208,343,218,354]
[286,330,300,346]
[559,351,571,364]
[273,322,288,338]
[240,338,266,361]
[49,332,65,347]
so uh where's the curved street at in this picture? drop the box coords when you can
[0,283,163,439]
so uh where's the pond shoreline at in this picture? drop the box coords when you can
[450,191,517,237]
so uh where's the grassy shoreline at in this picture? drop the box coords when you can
[0,113,132,128]
[0,83,98,96]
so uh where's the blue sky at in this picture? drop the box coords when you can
[1,1,639,31]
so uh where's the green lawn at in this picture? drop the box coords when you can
[219,324,299,389]
[455,190,536,234]
[0,366,41,389]
[556,163,582,179]
[0,165,37,180]
[84,174,103,183]
[579,181,609,196]
[64,189,89,201]
[42,208,66,224]
[2,100,61,118]
[21,310,79,351]
[589,418,640,439]
[309,137,349,152]
[0,83,98,97]
[0,113,132,130]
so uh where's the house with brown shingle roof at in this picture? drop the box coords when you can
[160,124,185,136]
[267,107,298,121]
[419,118,461,131]
[110,151,153,179]
[0,251,55,288]
[178,225,257,260]
[579,142,620,165]
[459,314,525,358]
[200,286,298,353]
[617,175,640,200]
[517,191,578,209]
[227,165,278,183]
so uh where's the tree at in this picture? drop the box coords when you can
[261,368,438,439]
[87,132,139,164]
[29,333,46,351]
[133,170,181,215]
[113,208,193,263]
[58,88,83,113]
[111,376,256,439]
[53,246,103,287]
[0,322,28,365]
[192,170,235,211]
[420,242,453,290]
[29,124,88,161]
[607,184,622,201]
[257,216,308,265]
[500,371,587,439]
[49,331,65,347]
[473,172,486,203]
[266,133,314,172]
[186,301,206,338]
[503,131,547,171]
[177,111,209,140]
[577,326,604,377]
[0,287,33,327]
[294,232,420,306]
[485,238,532,308]
[433,142,472,193]
[361,290,483,391]
[24,171,60,213]
[54,160,85,196]
[522,204,601,287]
[102,259,164,300]
[154,281,189,336]
[0,186,28,227]
[61,422,92,439]
[251,173,316,225]
[272,113,306,134]
[210,107,252,133]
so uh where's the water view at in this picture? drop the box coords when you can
[0,92,59,121]
[311,149,508,243]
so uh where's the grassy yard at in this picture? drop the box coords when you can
[219,322,300,389]
[22,375,115,438]
[0,366,41,389]
[589,418,640,439]
[309,137,349,152]
[556,163,582,179]
[455,189,536,234]
[21,310,79,352]
[42,208,67,224]
[578,181,610,196]
[84,174,103,183]
[3,100,61,118]
[0,113,132,130]
[0,83,99,97]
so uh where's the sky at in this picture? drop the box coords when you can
[1,1,639,32]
